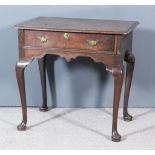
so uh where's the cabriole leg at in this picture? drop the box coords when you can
[38,56,48,112]
[123,52,135,121]
[112,67,124,142]
[16,59,32,131]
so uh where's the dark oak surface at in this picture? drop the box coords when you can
[15,17,139,35]
[24,30,115,51]
[15,17,139,142]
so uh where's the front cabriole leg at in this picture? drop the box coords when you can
[123,51,135,121]
[16,59,32,131]
[106,66,124,142]
[112,67,124,142]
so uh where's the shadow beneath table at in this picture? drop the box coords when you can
[98,108,122,120]
[0,107,154,142]
[27,107,155,141]
[28,108,77,129]
[59,116,125,141]
[98,108,155,121]
[133,108,155,120]
[0,118,16,126]
[124,125,155,139]
[28,108,126,141]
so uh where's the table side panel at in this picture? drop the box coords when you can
[118,32,133,60]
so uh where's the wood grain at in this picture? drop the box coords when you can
[15,17,139,142]
[24,30,115,51]
[15,17,139,35]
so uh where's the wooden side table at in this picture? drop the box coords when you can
[15,17,139,142]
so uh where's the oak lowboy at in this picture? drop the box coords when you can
[15,17,139,142]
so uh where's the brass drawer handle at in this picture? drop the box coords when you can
[86,40,99,46]
[64,33,69,40]
[37,36,48,43]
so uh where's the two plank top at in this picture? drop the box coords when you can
[15,17,139,35]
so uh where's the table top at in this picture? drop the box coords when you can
[15,17,139,35]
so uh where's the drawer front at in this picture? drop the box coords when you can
[24,30,114,51]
